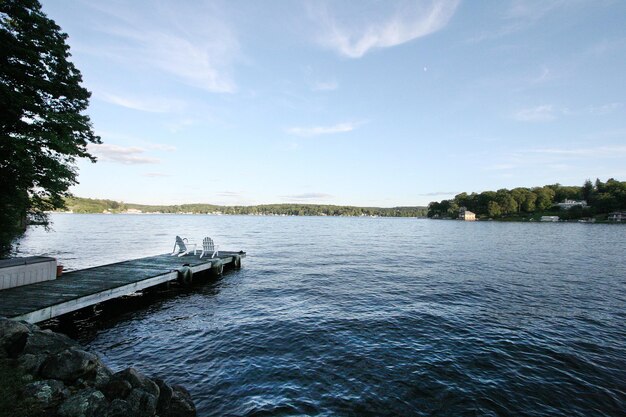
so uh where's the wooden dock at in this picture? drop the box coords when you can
[0,251,245,324]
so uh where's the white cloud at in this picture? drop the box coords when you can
[98,92,186,113]
[513,105,558,122]
[148,144,177,152]
[482,145,626,174]
[87,2,239,93]
[216,191,242,198]
[514,102,623,122]
[468,0,571,43]
[312,80,339,91]
[587,102,623,115]
[143,172,171,177]
[282,193,333,201]
[527,146,626,157]
[313,0,459,58]
[419,191,459,196]
[485,163,517,171]
[505,0,568,21]
[286,122,358,137]
[89,144,160,164]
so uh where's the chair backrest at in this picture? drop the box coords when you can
[203,237,214,252]
[175,236,187,251]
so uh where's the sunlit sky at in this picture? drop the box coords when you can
[41,0,626,207]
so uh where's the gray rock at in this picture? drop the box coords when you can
[105,398,133,417]
[126,387,158,417]
[155,378,174,413]
[94,364,113,389]
[20,329,75,356]
[102,377,133,400]
[166,385,196,417]
[0,318,31,357]
[115,367,160,398]
[40,347,100,383]
[58,388,108,417]
[17,352,49,374]
[21,379,68,408]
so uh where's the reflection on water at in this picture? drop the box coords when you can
[17,214,626,416]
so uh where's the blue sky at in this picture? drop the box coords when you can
[41,0,626,206]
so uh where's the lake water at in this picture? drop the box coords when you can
[16,214,626,416]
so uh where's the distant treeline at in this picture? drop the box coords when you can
[427,178,626,220]
[62,197,428,218]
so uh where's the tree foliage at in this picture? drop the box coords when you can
[62,197,429,218]
[0,0,99,255]
[427,178,626,220]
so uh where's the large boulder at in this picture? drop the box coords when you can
[17,352,49,375]
[166,385,196,417]
[0,319,31,357]
[126,387,158,417]
[57,388,108,417]
[102,377,133,401]
[20,379,68,409]
[20,329,75,357]
[40,348,100,383]
[115,367,160,398]
[104,398,134,417]
[155,378,174,413]
[93,364,113,389]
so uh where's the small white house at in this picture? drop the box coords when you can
[556,200,587,210]
[458,207,476,221]
[608,212,626,222]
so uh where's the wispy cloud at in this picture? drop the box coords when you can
[286,122,359,137]
[166,118,197,133]
[312,80,339,91]
[89,144,160,164]
[98,92,186,113]
[513,105,558,122]
[468,0,571,43]
[483,145,626,173]
[282,193,333,201]
[514,102,622,122]
[216,191,241,198]
[95,132,176,153]
[527,146,626,157]
[586,102,623,115]
[87,2,239,93]
[419,191,459,196]
[148,144,177,152]
[484,163,517,171]
[505,0,568,20]
[142,172,170,177]
[312,0,459,58]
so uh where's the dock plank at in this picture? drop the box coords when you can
[0,251,245,322]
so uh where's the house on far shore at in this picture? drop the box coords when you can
[608,211,626,222]
[458,207,476,221]
[540,216,560,222]
[556,199,588,210]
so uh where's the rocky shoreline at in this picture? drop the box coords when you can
[0,317,196,417]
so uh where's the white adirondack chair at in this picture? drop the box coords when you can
[171,236,198,257]
[200,237,219,259]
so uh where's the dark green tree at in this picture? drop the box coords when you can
[0,0,100,256]
[581,179,593,202]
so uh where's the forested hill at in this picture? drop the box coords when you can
[61,197,428,218]
[427,178,626,220]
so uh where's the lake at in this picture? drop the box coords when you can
[16,214,626,416]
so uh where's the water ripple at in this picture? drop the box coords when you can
[17,215,626,416]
